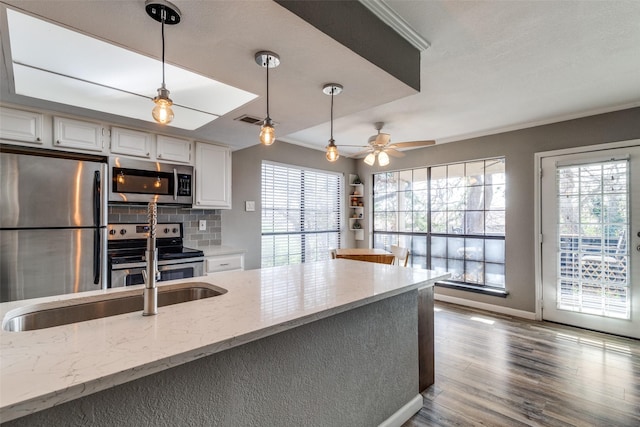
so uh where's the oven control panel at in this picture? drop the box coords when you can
[108,223,182,240]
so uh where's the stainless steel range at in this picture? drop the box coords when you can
[107,223,204,288]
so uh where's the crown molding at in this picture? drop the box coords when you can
[359,0,430,52]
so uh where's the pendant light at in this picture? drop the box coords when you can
[146,0,181,125]
[323,83,343,162]
[255,51,280,146]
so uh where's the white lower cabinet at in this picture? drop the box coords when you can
[53,117,104,152]
[0,107,43,144]
[205,253,245,275]
[194,142,232,209]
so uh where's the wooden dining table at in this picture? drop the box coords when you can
[335,248,395,264]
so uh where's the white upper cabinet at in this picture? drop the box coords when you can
[110,127,153,158]
[157,135,192,164]
[53,117,104,152]
[194,142,231,209]
[0,107,43,144]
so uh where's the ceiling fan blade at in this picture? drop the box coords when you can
[385,148,405,158]
[374,133,391,146]
[388,140,436,149]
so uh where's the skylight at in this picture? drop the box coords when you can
[6,9,257,130]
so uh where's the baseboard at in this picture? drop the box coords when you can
[434,294,536,320]
[379,394,423,427]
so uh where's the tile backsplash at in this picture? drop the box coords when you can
[108,205,222,249]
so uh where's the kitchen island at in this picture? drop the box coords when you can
[0,260,448,426]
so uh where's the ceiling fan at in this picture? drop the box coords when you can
[345,122,435,166]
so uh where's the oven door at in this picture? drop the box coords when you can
[110,259,204,288]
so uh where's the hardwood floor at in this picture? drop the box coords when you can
[404,302,640,427]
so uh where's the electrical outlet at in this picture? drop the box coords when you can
[199,220,206,231]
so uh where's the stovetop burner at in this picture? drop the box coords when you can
[107,223,204,264]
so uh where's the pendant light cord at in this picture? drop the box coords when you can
[161,6,166,87]
[266,55,270,119]
[330,88,334,140]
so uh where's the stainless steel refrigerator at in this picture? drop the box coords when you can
[0,145,108,302]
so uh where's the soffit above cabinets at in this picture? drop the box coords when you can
[5,9,257,131]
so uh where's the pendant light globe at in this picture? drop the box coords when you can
[326,139,339,162]
[152,84,174,124]
[259,118,276,146]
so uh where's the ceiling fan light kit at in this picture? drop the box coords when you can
[323,83,343,162]
[255,51,280,146]
[364,152,376,166]
[146,0,181,125]
[347,122,436,166]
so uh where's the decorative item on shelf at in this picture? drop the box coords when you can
[353,221,362,229]
[146,0,181,125]
[323,83,343,162]
[352,175,362,185]
[255,51,280,146]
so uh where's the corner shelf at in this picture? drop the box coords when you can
[348,174,364,241]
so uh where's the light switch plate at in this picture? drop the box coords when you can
[245,201,255,212]
[199,220,206,231]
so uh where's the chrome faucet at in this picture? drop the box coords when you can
[143,201,160,316]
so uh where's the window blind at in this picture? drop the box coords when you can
[261,162,342,267]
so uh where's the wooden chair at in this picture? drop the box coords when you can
[390,245,410,267]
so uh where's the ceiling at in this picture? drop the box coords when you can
[1,1,639,157]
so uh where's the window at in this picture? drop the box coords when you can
[261,162,342,267]
[373,158,506,289]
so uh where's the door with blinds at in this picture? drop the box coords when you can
[540,143,640,338]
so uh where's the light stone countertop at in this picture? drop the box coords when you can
[0,260,448,422]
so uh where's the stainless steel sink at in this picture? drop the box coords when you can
[2,282,227,332]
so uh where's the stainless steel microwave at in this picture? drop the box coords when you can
[109,157,193,205]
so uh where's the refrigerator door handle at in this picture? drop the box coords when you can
[94,229,100,284]
[93,170,101,227]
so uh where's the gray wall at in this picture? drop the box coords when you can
[4,291,418,427]
[223,107,640,314]
[222,142,358,269]
[357,107,640,313]
[109,205,222,249]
